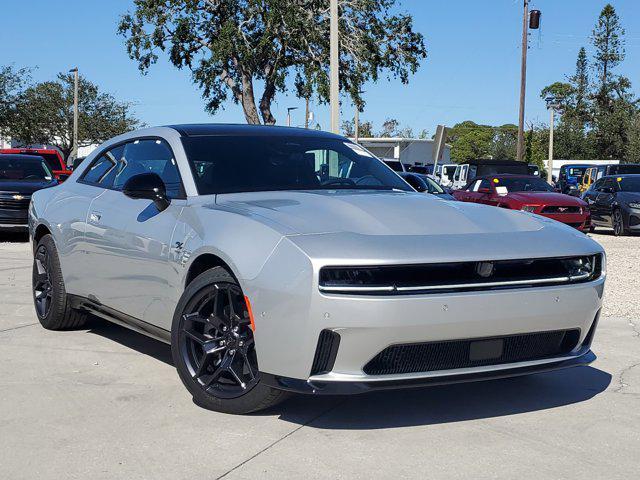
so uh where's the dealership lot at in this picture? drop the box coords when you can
[0,232,638,480]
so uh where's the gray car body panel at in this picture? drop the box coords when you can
[30,125,605,384]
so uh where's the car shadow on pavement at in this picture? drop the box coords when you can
[84,317,612,429]
[85,316,174,366]
[273,366,612,429]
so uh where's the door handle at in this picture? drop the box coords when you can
[89,212,102,223]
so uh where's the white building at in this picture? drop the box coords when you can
[355,137,451,167]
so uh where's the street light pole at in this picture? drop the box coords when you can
[330,0,339,133]
[69,67,79,163]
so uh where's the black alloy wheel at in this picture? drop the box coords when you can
[172,267,288,414]
[178,282,259,398]
[613,209,625,236]
[33,244,53,318]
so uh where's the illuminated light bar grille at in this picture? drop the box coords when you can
[319,255,603,295]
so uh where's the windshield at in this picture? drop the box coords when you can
[617,176,640,192]
[421,176,445,194]
[493,176,554,192]
[384,160,404,172]
[0,156,52,181]
[182,135,412,195]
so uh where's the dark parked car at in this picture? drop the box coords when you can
[0,148,71,181]
[399,172,456,200]
[0,154,58,231]
[582,174,640,236]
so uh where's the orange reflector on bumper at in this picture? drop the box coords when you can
[244,295,256,331]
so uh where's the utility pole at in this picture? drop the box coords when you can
[516,0,529,162]
[69,67,79,163]
[329,0,339,133]
[304,97,310,129]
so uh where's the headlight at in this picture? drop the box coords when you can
[629,202,640,209]
[521,205,538,212]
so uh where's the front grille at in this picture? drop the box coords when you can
[363,329,581,375]
[0,198,30,210]
[542,206,581,214]
[320,255,603,295]
[310,330,340,375]
[0,217,27,225]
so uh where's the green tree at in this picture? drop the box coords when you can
[341,118,373,138]
[626,113,640,163]
[591,4,625,104]
[492,124,518,159]
[0,65,31,136]
[6,73,140,160]
[447,121,493,162]
[119,0,427,125]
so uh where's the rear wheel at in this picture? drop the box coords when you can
[171,267,288,414]
[32,234,87,330]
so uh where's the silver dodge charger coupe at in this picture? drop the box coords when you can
[29,125,606,414]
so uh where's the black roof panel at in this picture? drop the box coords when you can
[167,123,344,139]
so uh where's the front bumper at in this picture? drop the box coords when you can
[261,348,597,394]
[539,212,590,231]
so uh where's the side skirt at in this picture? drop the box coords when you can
[67,294,171,344]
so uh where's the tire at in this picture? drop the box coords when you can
[612,209,626,236]
[32,234,87,330]
[171,267,288,414]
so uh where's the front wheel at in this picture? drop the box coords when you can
[612,209,626,236]
[171,267,288,414]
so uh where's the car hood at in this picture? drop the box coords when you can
[213,190,550,236]
[504,192,586,206]
[0,179,56,195]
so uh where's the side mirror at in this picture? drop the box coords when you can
[122,172,171,211]
[402,173,428,193]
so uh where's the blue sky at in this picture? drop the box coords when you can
[1,1,638,135]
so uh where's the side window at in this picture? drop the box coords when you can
[113,139,184,198]
[478,179,491,191]
[591,179,603,192]
[468,180,481,191]
[81,145,124,187]
[601,178,616,192]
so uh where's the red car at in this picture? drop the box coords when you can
[453,174,591,231]
[0,148,71,181]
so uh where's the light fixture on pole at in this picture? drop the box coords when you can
[287,107,298,127]
[545,95,562,184]
[69,67,79,164]
[329,0,339,133]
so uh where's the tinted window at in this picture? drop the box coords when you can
[478,179,491,191]
[617,176,640,192]
[384,160,403,172]
[82,145,123,186]
[494,176,553,192]
[182,136,412,195]
[0,156,52,181]
[591,179,604,191]
[112,139,183,198]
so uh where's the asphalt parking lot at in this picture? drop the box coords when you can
[0,231,638,480]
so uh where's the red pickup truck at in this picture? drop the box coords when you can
[0,148,72,181]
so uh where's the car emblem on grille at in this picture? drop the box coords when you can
[476,261,495,278]
[557,207,568,212]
